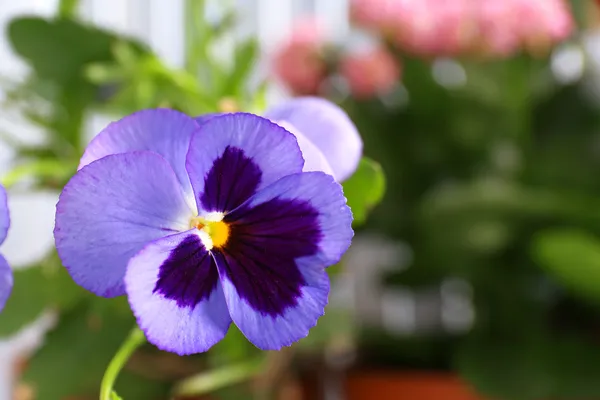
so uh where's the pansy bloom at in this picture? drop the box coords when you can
[0,185,11,312]
[54,109,354,354]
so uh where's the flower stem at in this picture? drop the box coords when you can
[184,0,206,76]
[100,327,146,400]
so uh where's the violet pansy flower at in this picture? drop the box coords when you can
[196,97,363,183]
[54,110,353,354]
[0,185,10,312]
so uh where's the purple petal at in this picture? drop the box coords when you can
[199,146,262,214]
[0,255,12,312]
[213,172,353,349]
[264,97,363,182]
[196,114,334,176]
[194,113,221,125]
[229,172,354,264]
[125,231,230,355]
[79,109,200,202]
[55,152,194,297]
[0,184,9,245]
[219,197,322,317]
[153,234,220,308]
[275,121,334,176]
[185,113,304,214]
[215,252,329,350]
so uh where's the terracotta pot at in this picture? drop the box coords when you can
[344,372,485,400]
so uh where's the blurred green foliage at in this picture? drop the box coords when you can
[0,252,83,337]
[339,1,600,397]
[533,229,600,303]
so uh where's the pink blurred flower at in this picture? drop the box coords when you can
[340,47,401,99]
[350,0,408,32]
[395,0,479,57]
[352,0,574,59]
[273,18,327,95]
[431,1,478,56]
[516,0,574,54]
[391,0,438,56]
[475,1,521,57]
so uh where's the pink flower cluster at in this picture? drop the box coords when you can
[273,19,328,96]
[340,48,401,99]
[272,0,573,99]
[351,0,574,57]
[272,19,402,99]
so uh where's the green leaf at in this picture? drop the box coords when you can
[112,41,141,69]
[110,390,123,400]
[531,229,600,302]
[342,157,386,226]
[9,18,110,83]
[8,17,147,84]
[85,63,125,84]
[0,257,85,337]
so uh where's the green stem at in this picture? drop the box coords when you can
[173,358,263,397]
[184,0,206,76]
[100,327,146,400]
[58,0,81,18]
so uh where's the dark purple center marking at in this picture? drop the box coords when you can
[154,234,219,309]
[216,198,323,317]
[200,146,262,213]
[155,146,322,314]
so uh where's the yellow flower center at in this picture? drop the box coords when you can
[190,214,230,250]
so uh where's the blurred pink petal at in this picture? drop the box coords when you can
[476,1,521,57]
[364,0,574,58]
[517,0,574,54]
[351,0,408,32]
[340,47,401,99]
[393,0,439,56]
[272,18,327,95]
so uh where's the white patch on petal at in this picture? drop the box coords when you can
[202,211,225,222]
[196,230,213,251]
